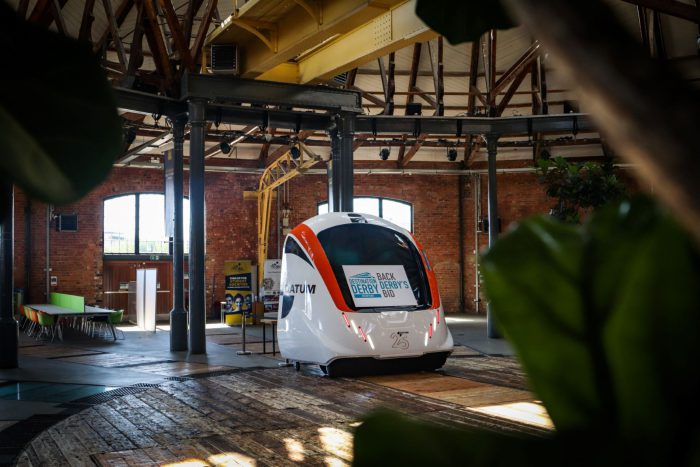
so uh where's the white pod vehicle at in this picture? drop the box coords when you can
[278,212,453,376]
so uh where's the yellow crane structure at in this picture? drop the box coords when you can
[256,141,323,287]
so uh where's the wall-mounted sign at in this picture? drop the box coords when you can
[342,265,417,308]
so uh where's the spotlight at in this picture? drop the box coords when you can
[447,147,458,162]
[290,146,301,160]
[220,140,232,154]
[379,147,390,160]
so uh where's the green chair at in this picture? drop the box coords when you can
[36,312,56,342]
[92,309,124,340]
[109,309,124,340]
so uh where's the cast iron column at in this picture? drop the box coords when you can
[485,135,501,339]
[337,112,355,212]
[0,182,18,368]
[188,99,207,354]
[170,116,188,351]
[327,125,340,212]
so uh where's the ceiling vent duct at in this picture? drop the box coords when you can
[211,44,239,74]
[332,71,349,86]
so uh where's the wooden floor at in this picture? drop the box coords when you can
[5,323,552,466]
[10,353,551,466]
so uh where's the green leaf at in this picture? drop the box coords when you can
[415,0,517,45]
[354,409,550,467]
[0,3,121,204]
[481,197,700,462]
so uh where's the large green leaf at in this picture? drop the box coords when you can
[354,198,700,466]
[415,0,517,45]
[481,197,700,463]
[0,2,122,204]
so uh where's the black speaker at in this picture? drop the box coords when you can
[406,102,422,116]
[563,100,579,114]
[56,214,78,232]
[211,44,239,74]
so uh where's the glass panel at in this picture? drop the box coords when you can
[317,224,430,312]
[353,197,379,217]
[104,195,136,254]
[317,203,329,215]
[382,199,412,231]
[138,194,169,254]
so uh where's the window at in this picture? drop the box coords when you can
[104,194,190,256]
[317,197,413,231]
[317,223,431,312]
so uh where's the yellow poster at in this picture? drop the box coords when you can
[223,260,254,325]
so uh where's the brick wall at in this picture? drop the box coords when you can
[12,165,576,315]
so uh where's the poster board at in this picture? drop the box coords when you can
[261,259,281,313]
[223,260,256,324]
[342,265,418,308]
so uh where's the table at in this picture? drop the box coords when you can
[26,304,116,341]
[260,318,278,355]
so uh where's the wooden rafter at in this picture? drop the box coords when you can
[182,0,205,45]
[622,0,700,23]
[258,128,276,166]
[396,134,408,165]
[412,86,437,109]
[123,3,145,85]
[17,0,30,18]
[651,11,667,59]
[78,0,96,42]
[496,66,531,116]
[378,54,396,115]
[140,0,175,92]
[637,6,651,51]
[50,0,67,35]
[493,41,540,96]
[349,85,386,108]
[102,0,128,71]
[387,53,396,115]
[467,40,480,115]
[158,0,195,71]
[94,0,134,53]
[539,56,549,114]
[428,37,445,116]
[399,134,427,167]
[405,43,422,114]
[346,68,358,89]
[486,30,497,116]
[353,135,368,151]
[378,56,388,106]
[191,0,218,70]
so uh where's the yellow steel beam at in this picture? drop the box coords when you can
[296,0,437,83]
[205,0,404,80]
[256,142,322,285]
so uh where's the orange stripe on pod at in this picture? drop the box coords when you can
[291,223,353,312]
[410,233,441,310]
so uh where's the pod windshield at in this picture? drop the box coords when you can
[316,223,432,312]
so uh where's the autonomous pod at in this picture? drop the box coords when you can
[278,212,453,376]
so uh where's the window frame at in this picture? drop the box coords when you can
[316,196,414,232]
[103,192,190,260]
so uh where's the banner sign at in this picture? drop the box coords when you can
[342,265,418,307]
[224,260,254,313]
